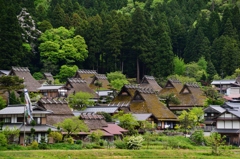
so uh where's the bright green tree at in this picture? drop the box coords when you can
[67,92,94,110]
[2,126,20,144]
[107,71,129,91]
[209,132,226,155]
[0,96,7,109]
[56,65,78,83]
[113,111,139,135]
[39,27,88,67]
[55,116,89,137]
[173,56,186,75]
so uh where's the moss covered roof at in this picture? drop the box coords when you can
[89,74,110,90]
[130,90,178,121]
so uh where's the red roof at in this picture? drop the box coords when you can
[102,124,128,135]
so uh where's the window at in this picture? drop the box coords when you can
[33,117,41,124]
[17,117,24,123]
[4,118,11,123]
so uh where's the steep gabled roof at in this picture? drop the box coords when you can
[74,69,97,85]
[89,74,110,90]
[43,72,54,84]
[160,79,183,95]
[177,83,207,107]
[140,75,162,93]
[112,84,142,103]
[79,113,108,130]
[9,66,41,92]
[66,78,99,98]
[37,98,73,126]
[130,89,178,121]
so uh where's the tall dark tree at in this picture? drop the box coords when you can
[50,3,66,28]
[0,1,25,69]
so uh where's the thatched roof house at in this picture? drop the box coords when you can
[129,88,178,129]
[65,78,99,98]
[43,72,54,84]
[37,98,74,126]
[140,75,162,93]
[74,69,97,86]
[78,113,127,139]
[112,84,142,103]
[9,66,41,92]
[89,74,110,90]
[173,83,207,110]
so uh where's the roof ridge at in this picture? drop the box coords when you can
[77,69,97,74]
[68,78,86,83]
[12,66,29,72]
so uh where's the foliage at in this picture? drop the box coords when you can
[2,126,20,144]
[159,93,180,109]
[56,65,78,83]
[0,96,7,109]
[55,117,89,137]
[107,71,129,91]
[113,111,139,135]
[64,137,74,144]
[68,91,94,110]
[49,131,62,143]
[173,56,186,75]
[33,72,44,80]
[209,132,226,155]
[158,136,194,149]
[202,87,224,106]
[87,130,103,143]
[190,130,205,145]
[31,140,39,149]
[9,91,21,105]
[127,135,144,150]
[0,76,24,104]
[167,75,196,84]
[96,112,112,122]
[114,139,127,149]
[39,27,88,66]
[0,133,7,147]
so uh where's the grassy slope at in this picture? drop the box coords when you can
[0,149,240,159]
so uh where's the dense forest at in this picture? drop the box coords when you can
[1,0,240,83]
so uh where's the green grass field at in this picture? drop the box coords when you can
[0,149,240,159]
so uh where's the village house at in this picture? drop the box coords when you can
[37,98,74,126]
[9,66,41,93]
[65,78,99,102]
[0,104,58,144]
[37,85,68,98]
[140,75,162,93]
[74,69,97,86]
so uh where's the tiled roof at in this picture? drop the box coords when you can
[102,123,128,135]
[211,80,236,85]
[0,105,52,115]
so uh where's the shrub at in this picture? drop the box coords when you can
[190,130,205,145]
[31,140,39,149]
[39,143,48,149]
[127,135,144,150]
[0,133,7,147]
[84,143,102,149]
[49,131,63,143]
[75,140,82,145]
[64,137,74,144]
[114,139,127,149]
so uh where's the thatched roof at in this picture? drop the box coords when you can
[37,98,73,125]
[140,75,162,93]
[177,83,207,107]
[43,72,54,84]
[79,113,108,130]
[112,84,142,103]
[74,69,97,86]
[66,78,99,98]
[130,89,178,121]
[89,74,110,90]
[9,66,41,92]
